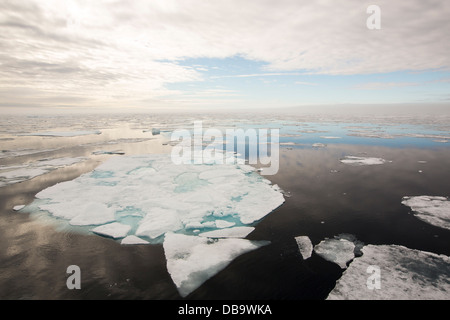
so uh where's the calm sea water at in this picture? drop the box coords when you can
[0,112,449,299]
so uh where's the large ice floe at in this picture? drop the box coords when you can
[32,153,284,297]
[401,196,450,230]
[327,244,450,300]
[33,154,284,240]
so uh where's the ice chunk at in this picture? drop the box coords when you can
[340,156,387,166]
[295,236,313,259]
[163,233,268,297]
[199,226,254,238]
[121,235,149,245]
[401,196,450,230]
[91,222,131,239]
[215,220,236,229]
[314,238,355,269]
[312,143,326,147]
[135,208,183,239]
[327,245,450,300]
[13,205,25,211]
[320,136,341,139]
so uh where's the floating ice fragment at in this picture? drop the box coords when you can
[215,220,236,229]
[163,233,268,297]
[401,196,450,230]
[314,238,355,269]
[199,226,254,238]
[13,205,25,211]
[312,143,326,147]
[327,245,450,300]
[121,235,149,245]
[340,156,387,166]
[295,236,313,259]
[91,222,131,239]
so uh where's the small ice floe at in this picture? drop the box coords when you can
[163,233,269,297]
[312,143,326,148]
[340,156,388,166]
[18,130,101,137]
[433,139,448,143]
[91,222,131,239]
[320,136,341,139]
[314,234,363,269]
[121,235,149,245]
[294,236,313,259]
[0,157,86,187]
[327,244,450,300]
[13,205,25,211]
[401,196,450,230]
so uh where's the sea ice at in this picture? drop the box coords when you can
[327,244,450,300]
[314,238,355,269]
[198,226,255,238]
[33,154,284,242]
[294,236,313,259]
[163,232,268,297]
[401,196,450,230]
[91,222,131,239]
[13,205,25,211]
[121,235,149,245]
[0,157,86,187]
[340,156,387,166]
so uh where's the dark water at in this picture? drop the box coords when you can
[0,114,449,300]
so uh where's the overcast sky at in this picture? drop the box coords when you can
[1,0,449,113]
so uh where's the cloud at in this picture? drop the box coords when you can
[353,82,419,90]
[0,0,449,109]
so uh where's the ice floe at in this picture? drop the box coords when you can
[33,154,284,242]
[295,236,313,259]
[314,234,364,269]
[340,156,388,166]
[163,233,269,297]
[327,244,450,300]
[401,196,450,230]
[13,205,25,211]
[92,222,131,239]
[199,226,255,238]
[121,235,149,245]
[0,157,86,187]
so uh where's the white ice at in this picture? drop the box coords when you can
[340,156,387,166]
[401,196,450,230]
[314,238,355,269]
[13,205,25,211]
[121,235,149,245]
[327,244,450,300]
[91,222,131,239]
[199,226,254,238]
[33,154,284,242]
[295,236,313,259]
[163,232,268,297]
[0,157,86,187]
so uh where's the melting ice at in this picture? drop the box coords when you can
[327,244,450,300]
[401,196,450,230]
[32,154,285,242]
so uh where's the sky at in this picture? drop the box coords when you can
[0,0,450,113]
